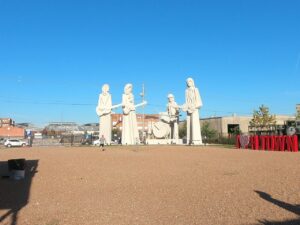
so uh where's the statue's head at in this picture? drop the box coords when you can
[102,84,110,94]
[167,94,175,102]
[124,83,133,94]
[186,77,195,88]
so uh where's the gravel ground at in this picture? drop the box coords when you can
[0,145,299,225]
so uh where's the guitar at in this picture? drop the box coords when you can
[123,101,147,115]
[111,103,122,110]
[96,103,122,117]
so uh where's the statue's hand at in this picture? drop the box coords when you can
[97,107,111,116]
[180,104,188,112]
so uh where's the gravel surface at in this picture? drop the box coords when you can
[0,145,299,225]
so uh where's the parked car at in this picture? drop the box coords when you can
[4,139,27,148]
[93,139,101,146]
[93,139,119,146]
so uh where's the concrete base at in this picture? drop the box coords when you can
[146,139,184,145]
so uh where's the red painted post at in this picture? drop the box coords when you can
[260,135,265,150]
[286,136,293,152]
[270,136,275,151]
[275,136,280,151]
[280,136,286,151]
[254,135,259,150]
[265,136,271,151]
[236,135,241,149]
[292,135,298,152]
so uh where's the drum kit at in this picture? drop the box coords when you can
[149,112,172,139]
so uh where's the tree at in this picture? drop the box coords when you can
[296,105,300,120]
[112,128,121,139]
[249,105,276,133]
[201,121,218,139]
[179,121,187,138]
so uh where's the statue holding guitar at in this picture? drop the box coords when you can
[122,83,147,145]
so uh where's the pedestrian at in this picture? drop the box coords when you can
[99,135,106,151]
[70,134,74,147]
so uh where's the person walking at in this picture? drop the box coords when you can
[99,135,106,151]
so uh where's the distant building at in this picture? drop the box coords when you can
[43,122,85,136]
[200,114,295,137]
[111,113,160,131]
[16,123,42,133]
[0,118,25,139]
[0,118,14,127]
[81,123,99,135]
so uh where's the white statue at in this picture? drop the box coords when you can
[182,78,203,145]
[121,83,147,145]
[96,84,121,145]
[167,94,180,140]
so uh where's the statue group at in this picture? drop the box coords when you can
[96,77,202,145]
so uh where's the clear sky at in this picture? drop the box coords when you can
[0,0,299,126]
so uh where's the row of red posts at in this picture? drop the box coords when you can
[236,135,299,152]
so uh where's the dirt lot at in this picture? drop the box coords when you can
[0,145,299,225]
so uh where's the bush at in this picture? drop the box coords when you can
[205,136,236,145]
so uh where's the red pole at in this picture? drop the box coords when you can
[286,136,293,152]
[236,135,241,149]
[260,135,265,150]
[275,136,280,151]
[265,136,271,151]
[292,135,299,152]
[280,136,286,151]
[254,135,259,150]
[271,135,275,151]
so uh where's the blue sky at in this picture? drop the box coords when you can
[0,0,299,126]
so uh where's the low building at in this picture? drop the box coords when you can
[43,122,85,136]
[81,123,99,135]
[0,118,14,127]
[0,118,25,138]
[201,114,295,137]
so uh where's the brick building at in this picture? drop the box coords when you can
[111,114,159,131]
[0,118,25,138]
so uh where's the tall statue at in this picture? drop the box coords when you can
[167,94,180,140]
[182,78,203,145]
[96,84,121,145]
[122,84,146,145]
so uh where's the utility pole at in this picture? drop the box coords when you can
[140,84,145,143]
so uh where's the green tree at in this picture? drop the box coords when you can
[112,128,121,139]
[179,121,187,138]
[249,105,276,133]
[296,105,300,120]
[201,121,218,139]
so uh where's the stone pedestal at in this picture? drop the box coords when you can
[146,139,184,145]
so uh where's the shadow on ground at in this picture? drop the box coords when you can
[255,190,300,225]
[0,160,38,225]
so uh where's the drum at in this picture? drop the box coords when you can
[160,112,170,123]
[152,121,170,139]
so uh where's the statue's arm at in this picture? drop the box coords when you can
[195,88,203,109]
